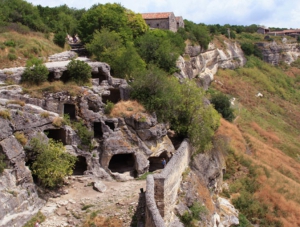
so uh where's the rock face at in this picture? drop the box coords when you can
[0,52,175,226]
[176,40,246,89]
[256,41,300,65]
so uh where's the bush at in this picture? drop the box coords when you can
[14,132,27,146]
[21,58,49,85]
[66,60,92,85]
[53,31,66,48]
[0,109,11,120]
[104,101,114,114]
[30,138,77,188]
[211,93,235,122]
[4,40,16,47]
[73,120,93,146]
[7,53,17,61]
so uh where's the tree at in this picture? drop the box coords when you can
[21,58,49,85]
[53,31,66,48]
[30,137,76,188]
[66,59,92,85]
[87,29,145,78]
[210,93,235,122]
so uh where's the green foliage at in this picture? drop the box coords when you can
[297,36,300,43]
[4,40,16,47]
[135,29,184,73]
[23,211,45,227]
[21,58,48,85]
[241,42,263,59]
[180,202,207,226]
[104,100,114,114]
[87,29,146,78]
[210,93,235,121]
[30,138,77,188]
[131,67,220,153]
[78,3,147,44]
[73,120,94,146]
[181,20,211,49]
[236,214,252,227]
[7,53,17,61]
[66,60,92,85]
[0,154,7,174]
[53,31,66,48]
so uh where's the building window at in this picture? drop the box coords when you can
[157,23,159,27]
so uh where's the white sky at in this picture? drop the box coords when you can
[27,0,300,28]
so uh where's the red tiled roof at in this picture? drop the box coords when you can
[283,29,300,33]
[141,12,172,19]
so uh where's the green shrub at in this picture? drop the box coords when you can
[66,60,92,85]
[4,40,16,47]
[73,120,94,146]
[30,138,77,188]
[21,58,49,85]
[210,93,235,122]
[104,101,114,114]
[53,31,66,48]
[180,211,193,226]
[7,53,17,61]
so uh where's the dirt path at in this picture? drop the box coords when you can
[40,176,146,227]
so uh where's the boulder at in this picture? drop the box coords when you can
[93,180,107,193]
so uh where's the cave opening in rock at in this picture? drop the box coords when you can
[92,71,107,84]
[148,151,169,172]
[169,134,185,150]
[73,156,87,175]
[25,158,39,184]
[105,121,115,131]
[102,88,121,104]
[108,153,136,176]
[47,71,55,82]
[64,104,76,120]
[94,122,103,138]
[44,128,67,145]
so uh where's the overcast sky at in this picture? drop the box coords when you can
[27,0,300,28]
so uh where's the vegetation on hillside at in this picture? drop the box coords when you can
[29,135,77,188]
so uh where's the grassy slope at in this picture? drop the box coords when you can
[214,51,300,226]
[0,31,65,69]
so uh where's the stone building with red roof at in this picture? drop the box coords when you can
[141,12,184,32]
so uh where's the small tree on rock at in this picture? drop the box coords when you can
[21,58,49,85]
[66,59,92,85]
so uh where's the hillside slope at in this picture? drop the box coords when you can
[213,55,300,226]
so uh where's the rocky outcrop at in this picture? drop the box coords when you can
[256,41,300,65]
[0,52,176,226]
[176,40,246,89]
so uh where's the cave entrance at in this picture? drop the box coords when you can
[25,158,39,184]
[148,151,169,172]
[108,153,136,176]
[92,70,107,85]
[73,156,87,175]
[169,134,185,150]
[105,121,115,131]
[94,122,103,138]
[102,88,121,104]
[64,104,76,120]
[44,128,67,145]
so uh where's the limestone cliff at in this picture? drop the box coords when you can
[176,40,247,89]
[256,41,300,65]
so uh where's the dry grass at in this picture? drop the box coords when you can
[52,116,63,127]
[14,131,27,146]
[0,109,11,120]
[6,99,25,106]
[83,216,123,227]
[250,122,281,144]
[0,31,64,69]
[22,81,83,98]
[110,100,148,118]
[40,111,50,118]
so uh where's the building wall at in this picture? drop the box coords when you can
[145,139,191,226]
[168,13,177,32]
[176,17,184,30]
[145,18,170,30]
